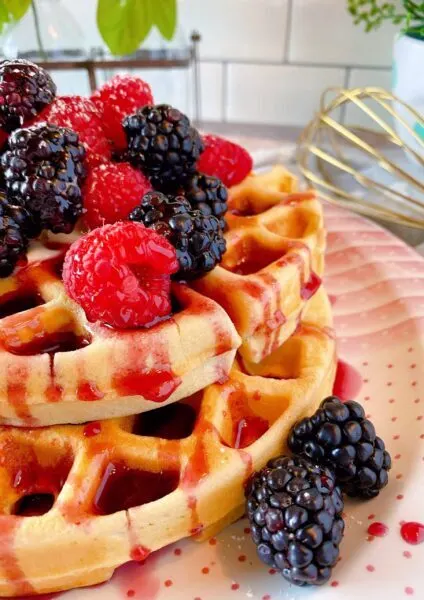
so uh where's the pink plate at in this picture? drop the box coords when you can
[18,204,424,599]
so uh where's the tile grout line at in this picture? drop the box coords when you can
[222,61,228,123]
[283,0,294,62]
[199,58,391,71]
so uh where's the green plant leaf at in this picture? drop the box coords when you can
[3,0,31,20]
[97,0,153,56]
[152,0,177,41]
[0,1,11,34]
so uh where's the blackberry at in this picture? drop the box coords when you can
[123,104,204,188]
[288,397,391,499]
[246,455,344,587]
[2,123,86,234]
[173,173,228,229]
[129,191,226,279]
[0,190,39,277]
[0,59,56,133]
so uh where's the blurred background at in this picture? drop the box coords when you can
[0,0,397,128]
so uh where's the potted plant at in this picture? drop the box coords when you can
[348,1,424,146]
[0,0,178,59]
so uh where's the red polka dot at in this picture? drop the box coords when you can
[393,435,400,440]
[396,474,403,479]
[331,581,340,587]
[364,396,370,401]
[395,454,401,460]
[412,381,417,387]
[415,399,420,404]
[209,538,217,546]
[363,361,368,366]
[420,434,424,439]
[202,567,210,574]
[387,364,393,369]
[392,417,397,422]
[244,527,251,534]
[368,514,376,520]
[174,548,182,556]
[405,587,414,596]
[164,580,173,587]
[366,564,375,572]
[127,591,135,598]
[387,382,393,387]
[389,398,395,404]
[403,551,412,558]
[269,568,277,575]
[417,416,423,421]
[397,494,404,500]
[410,364,417,369]
[231,583,240,591]
[364,378,369,383]
[408,347,414,353]
[238,554,247,562]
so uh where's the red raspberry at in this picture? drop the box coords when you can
[63,222,178,329]
[197,134,253,188]
[91,75,154,150]
[83,162,152,229]
[34,96,111,169]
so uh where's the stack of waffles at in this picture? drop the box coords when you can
[0,166,337,596]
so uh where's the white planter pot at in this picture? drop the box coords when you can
[392,33,424,156]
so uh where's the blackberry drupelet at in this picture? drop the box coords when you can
[174,173,228,229]
[2,123,86,234]
[123,104,204,188]
[129,191,226,279]
[0,190,39,277]
[0,59,56,132]
[246,455,344,587]
[288,397,392,499]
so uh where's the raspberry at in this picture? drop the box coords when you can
[83,162,152,229]
[92,75,154,150]
[63,222,179,329]
[197,134,253,187]
[0,59,56,133]
[34,96,111,169]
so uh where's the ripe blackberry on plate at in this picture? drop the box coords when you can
[123,104,204,188]
[173,173,228,229]
[0,190,40,277]
[0,59,56,132]
[129,191,226,279]
[2,123,86,234]
[288,396,392,499]
[246,455,344,587]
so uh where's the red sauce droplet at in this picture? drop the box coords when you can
[367,522,389,537]
[227,384,269,449]
[164,579,173,587]
[209,537,217,546]
[366,564,375,572]
[201,567,210,574]
[403,551,412,558]
[331,581,339,587]
[113,369,181,402]
[301,271,321,300]
[127,591,135,598]
[77,381,105,402]
[83,422,102,437]
[174,548,182,556]
[130,545,151,562]
[238,554,247,562]
[231,583,240,590]
[401,522,424,545]
[333,359,363,401]
[405,587,414,596]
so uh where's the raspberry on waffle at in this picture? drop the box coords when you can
[0,287,336,597]
[193,166,326,363]
[0,237,241,427]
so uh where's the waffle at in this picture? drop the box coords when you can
[193,166,326,363]
[0,286,336,597]
[0,241,241,427]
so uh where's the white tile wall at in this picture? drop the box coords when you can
[1,0,398,126]
[227,63,345,125]
[289,0,398,67]
[180,0,289,61]
[345,68,393,127]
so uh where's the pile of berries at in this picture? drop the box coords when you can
[245,396,392,587]
[0,58,253,327]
